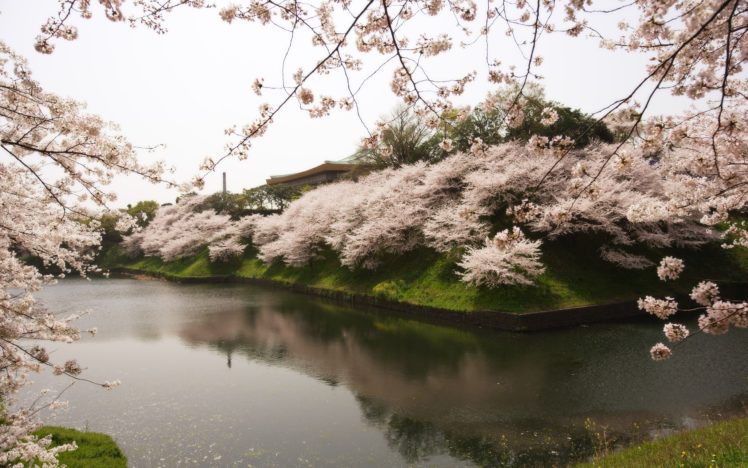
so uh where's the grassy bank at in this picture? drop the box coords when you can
[34,426,126,467]
[578,417,748,467]
[99,234,748,314]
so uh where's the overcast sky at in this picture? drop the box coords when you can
[0,1,693,207]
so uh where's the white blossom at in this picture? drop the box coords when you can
[650,343,672,361]
[656,256,684,281]
[458,228,545,287]
[637,296,678,320]
[439,138,454,152]
[663,323,689,343]
[539,107,558,126]
[689,281,720,306]
[0,41,158,464]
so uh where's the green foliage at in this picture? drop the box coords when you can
[107,234,748,314]
[241,184,306,212]
[196,192,247,219]
[33,426,127,468]
[433,85,614,157]
[175,185,304,219]
[126,200,159,227]
[356,106,436,168]
[96,212,123,244]
[372,280,406,300]
[175,191,198,204]
[95,242,129,267]
[122,246,240,277]
[85,200,158,249]
[576,417,748,467]
[438,105,504,151]
[504,97,614,147]
[357,86,614,167]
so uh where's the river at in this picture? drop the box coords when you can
[27,277,748,467]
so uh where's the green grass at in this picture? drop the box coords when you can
[33,426,127,467]
[577,417,748,467]
[100,234,748,314]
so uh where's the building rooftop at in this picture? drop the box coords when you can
[266,155,364,186]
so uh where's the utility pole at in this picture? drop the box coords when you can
[222,172,227,194]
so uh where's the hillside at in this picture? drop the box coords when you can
[99,233,748,314]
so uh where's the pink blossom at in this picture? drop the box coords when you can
[656,257,684,281]
[663,323,689,343]
[699,301,748,335]
[689,281,720,306]
[439,138,454,152]
[539,107,558,126]
[458,228,545,287]
[0,41,158,465]
[637,296,678,320]
[650,343,672,361]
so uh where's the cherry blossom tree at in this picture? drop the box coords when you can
[0,40,169,464]
[30,1,748,248]
[0,0,741,465]
[125,128,741,356]
[2,4,746,465]
[149,134,706,284]
[25,1,744,179]
[457,227,545,287]
[122,195,243,261]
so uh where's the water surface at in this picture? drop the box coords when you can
[28,278,748,467]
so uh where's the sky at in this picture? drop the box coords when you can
[0,1,694,207]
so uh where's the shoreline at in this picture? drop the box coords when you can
[110,267,723,332]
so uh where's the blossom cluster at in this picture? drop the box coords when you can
[637,296,679,320]
[649,343,673,361]
[689,281,721,306]
[645,272,748,360]
[249,140,709,274]
[457,228,545,286]
[129,129,725,291]
[699,301,748,335]
[663,323,689,343]
[656,257,685,281]
[122,195,245,262]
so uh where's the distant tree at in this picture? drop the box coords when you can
[175,191,198,204]
[504,97,614,148]
[97,212,125,244]
[241,186,271,210]
[126,200,159,227]
[357,87,614,166]
[356,106,435,168]
[435,106,504,154]
[122,195,243,262]
[242,184,308,212]
[197,192,247,219]
[431,85,614,158]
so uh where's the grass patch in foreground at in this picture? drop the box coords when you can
[33,426,127,468]
[578,417,748,467]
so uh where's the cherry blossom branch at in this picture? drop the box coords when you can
[535,0,736,194]
[197,0,376,182]
[0,339,111,388]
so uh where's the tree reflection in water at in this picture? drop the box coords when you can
[178,294,748,466]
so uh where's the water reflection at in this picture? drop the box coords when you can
[177,288,748,466]
[32,278,748,466]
